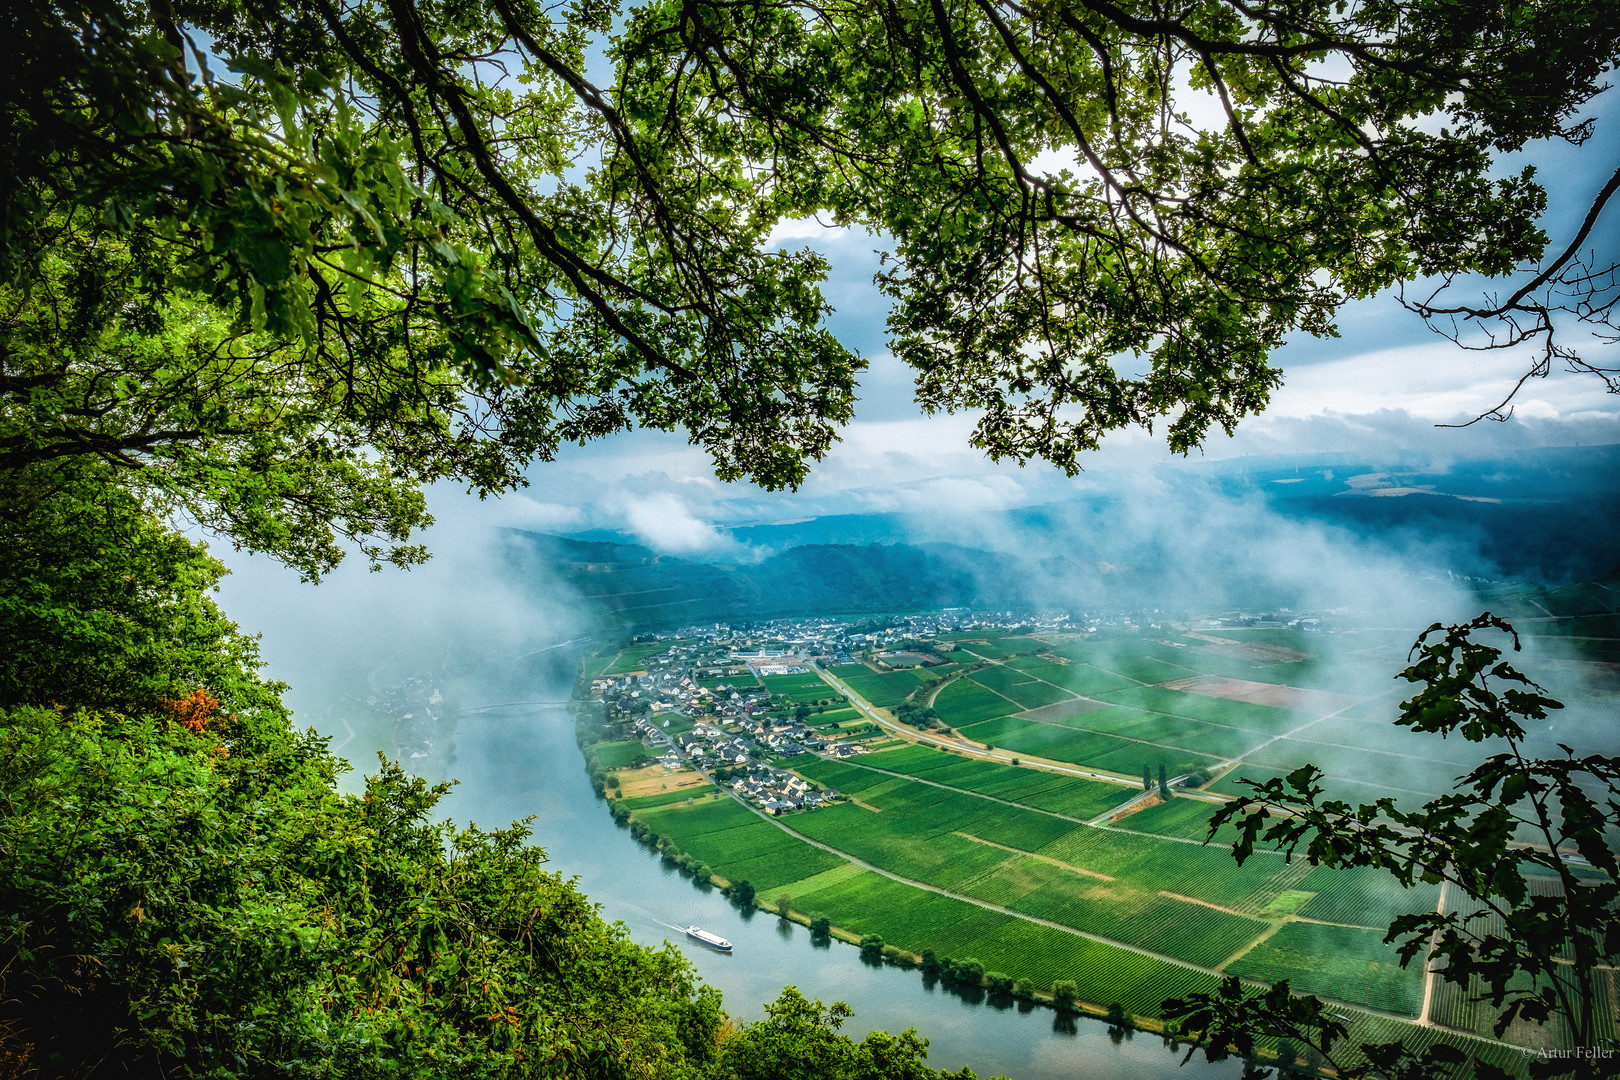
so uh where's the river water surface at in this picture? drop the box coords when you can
[382,690,1243,1080]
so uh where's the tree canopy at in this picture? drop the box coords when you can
[7,0,1618,576]
[0,487,988,1077]
[4,3,1619,1075]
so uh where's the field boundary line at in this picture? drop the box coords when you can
[823,748,1304,858]
[722,785,1236,980]
[813,665,1309,859]
[1418,880,1446,1026]
[813,663,1146,787]
[817,758,1095,824]
[1216,918,1286,970]
[952,832,1115,881]
[1287,915,1395,930]
[961,664,1026,709]
[719,777,1487,1035]
[1271,734,1480,771]
[1157,891,1254,920]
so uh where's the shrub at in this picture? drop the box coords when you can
[1052,980,1079,1009]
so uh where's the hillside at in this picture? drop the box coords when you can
[505,532,1038,629]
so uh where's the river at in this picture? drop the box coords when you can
[381,686,1243,1080]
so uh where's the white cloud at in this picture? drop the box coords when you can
[620,493,734,554]
[495,495,584,532]
[1266,339,1620,423]
[767,215,851,246]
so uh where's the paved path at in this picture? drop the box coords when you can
[813,662,1141,786]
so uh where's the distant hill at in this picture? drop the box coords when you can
[562,445,1620,588]
[501,532,1037,631]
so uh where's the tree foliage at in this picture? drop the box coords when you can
[0,464,284,712]
[716,988,980,1080]
[6,0,1620,1075]
[0,702,729,1078]
[8,0,860,581]
[7,0,1618,579]
[1164,615,1620,1079]
[0,507,996,1077]
[614,0,1620,463]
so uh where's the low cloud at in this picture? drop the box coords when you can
[620,493,737,554]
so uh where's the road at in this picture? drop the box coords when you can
[811,660,1215,801]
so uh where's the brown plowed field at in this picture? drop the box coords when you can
[1161,675,1357,716]
[1018,698,1111,724]
[1186,633,1311,664]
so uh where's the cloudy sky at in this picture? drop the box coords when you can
[210,66,1619,715]
[481,89,1620,555]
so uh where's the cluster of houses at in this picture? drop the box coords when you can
[593,669,733,724]
[361,674,452,777]
[1206,610,1329,632]
[676,718,870,765]
[588,610,1093,815]
[725,765,840,815]
[615,611,1085,676]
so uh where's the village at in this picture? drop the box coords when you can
[587,611,1061,812]
[584,603,1342,814]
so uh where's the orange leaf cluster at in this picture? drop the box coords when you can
[162,689,223,733]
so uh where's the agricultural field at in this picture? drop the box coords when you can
[595,618,1618,1070]
[1294,864,1441,929]
[618,785,717,810]
[1112,796,1232,838]
[845,747,1139,820]
[839,670,929,707]
[780,866,1223,1018]
[932,678,1021,726]
[697,673,755,689]
[600,641,691,675]
[968,664,1077,708]
[806,706,861,726]
[634,798,846,892]
[761,672,832,698]
[591,740,652,768]
[1019,661,1137,696]
[961,714,1221,777]
[1093,684,1313,732]
[1226,921,1424,1016]
[954,636,1049,659]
